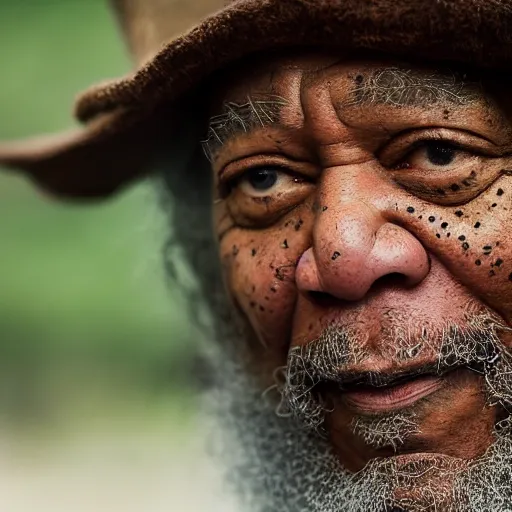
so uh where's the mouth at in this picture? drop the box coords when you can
[342,374,445,413]
[317,364,455,415]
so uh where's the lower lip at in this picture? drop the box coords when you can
[343,375,444,413]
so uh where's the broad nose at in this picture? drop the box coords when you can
[296,201,430,302]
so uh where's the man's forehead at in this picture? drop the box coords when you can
[203,55,505,161]
[210,56,481,108]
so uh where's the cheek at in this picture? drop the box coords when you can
[218,208,312,352]
[435,182,512,320]
[392,178,512,323]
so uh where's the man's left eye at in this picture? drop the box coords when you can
[423,142,457,166]
[396,141,462,171]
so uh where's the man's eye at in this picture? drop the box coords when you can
[424,142,457,166]
[242,168,279,192]
[236,167,300,197]
[396,141,461,171]
[221,162,314,227]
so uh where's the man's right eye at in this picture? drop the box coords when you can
[234,166,305,198]
[219,163,315,227]
[241,168,280,193]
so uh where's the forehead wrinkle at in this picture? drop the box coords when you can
[201,94,288,162]
[345,67,482,109]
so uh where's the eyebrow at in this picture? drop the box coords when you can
[346,67,481,109]
[201,94,288,161]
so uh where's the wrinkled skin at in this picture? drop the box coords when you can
[206,53,512,500]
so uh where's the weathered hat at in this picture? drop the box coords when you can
[1,0,512,199]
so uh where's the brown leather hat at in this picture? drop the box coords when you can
[2,0,512,199]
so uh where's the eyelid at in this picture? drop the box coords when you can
[378,128,502,167]
[219,153,319,183]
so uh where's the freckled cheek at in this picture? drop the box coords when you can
[218,229,310,350]
[411,187,512,325]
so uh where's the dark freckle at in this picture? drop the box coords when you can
[407,206,415,214]
[489,270,496,277]
[252,285,256,292]
[264,296,270,301]
[447,232,451,237]
[496,242,500,247]
[418,215,423,220]
[497,188,505,196]
[428,216,435,222]
[259,305,265,312]
[322,206,328,212]
[436,233,441,238]
[294,219,304,231]
[232,245,239,256]
[270,286,277,293]
[450,184,461,192]
[495,258,504,267]
[251,248,257,256]
[509,273,512,281]
[441,222,448,229]
[281,239,289,249]
[250,301,256,308]
[332,251,341,261]
[474,222,481,229]
[462,242,470,250]
[308,324,314,331]
[492,203,497,208]
[458,235,466,241]
[475,259,482,266]
[455,210,464,217]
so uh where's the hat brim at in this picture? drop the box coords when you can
[2,0,512,199]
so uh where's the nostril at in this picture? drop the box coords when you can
[307,290,340,307]
[371,272,410,293]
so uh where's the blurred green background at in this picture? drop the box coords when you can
[0,2,236,511]
[0,0,199,461]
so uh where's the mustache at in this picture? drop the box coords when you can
[277,314,512,430]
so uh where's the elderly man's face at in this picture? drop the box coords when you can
[204,54,512,509]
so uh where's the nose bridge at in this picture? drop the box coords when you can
[296,167,430,301]
[315,163,386,254]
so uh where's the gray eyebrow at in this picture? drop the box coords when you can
[346,67,481,109]
[201,94,288,161]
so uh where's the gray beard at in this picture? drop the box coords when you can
[206,315,512,511]
[209,364,512,512]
